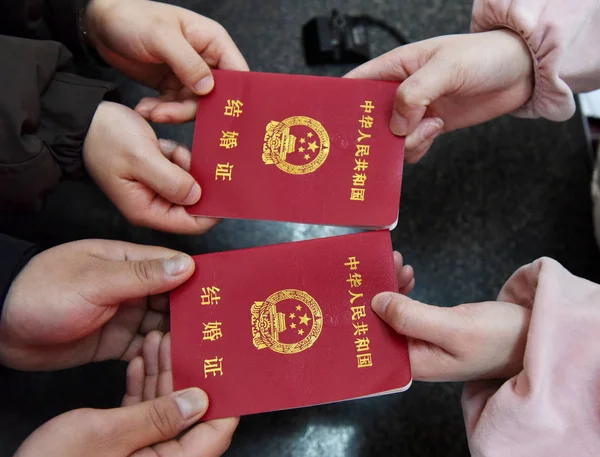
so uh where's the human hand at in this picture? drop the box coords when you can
[14,385,232,457]
[84,101,218,234]
[122,331,239,455]
[373,257,532,382]
[345,29,533,162]
[391,250,416,296]
[0,239,194,371]
[86,0,249,123]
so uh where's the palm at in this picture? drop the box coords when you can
[0,294,168,371]
[93,295,170,362]
[0,240,193,371]
[86,0,248,123]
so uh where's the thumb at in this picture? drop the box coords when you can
[104,388,208,453]
[96,253,195,305]
[151,27,214,95]
[390,59,454,136]
[345,43,453,137]
[371,292,462,349]
[133,140,201,206]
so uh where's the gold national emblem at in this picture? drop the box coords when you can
[251,289,323,354]
[262,116,330,175]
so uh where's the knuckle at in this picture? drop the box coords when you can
[147,402,180,440]
[131,260,154,284]
[397,83,421,107]
[171,174,195,202]
[185,56,210,80]
[385,296,411,332]
[383,56,407,80]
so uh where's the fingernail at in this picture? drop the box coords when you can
[390,112,408,136]
[419,120,443,141]
[163,254,193,277]
[174,388,208,419]
[159,139,178,153]
[183,182,201,205]
[193,76,214,95]
[372,292,393,314]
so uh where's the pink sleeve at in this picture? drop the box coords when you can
[471,0,600,121]
[462,257,600,456]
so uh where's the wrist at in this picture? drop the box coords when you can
[492,28,535,102]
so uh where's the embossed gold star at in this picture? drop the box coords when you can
[290,323,296,329]
[289,313,295,319]
[307,132,313,138]
[299,146,305,152]
[307,141,318,153]
[304,154,310,160]
[296,305,302,311]
[300,138,306,144]
[298,329,305,335]
[299,313,311,326]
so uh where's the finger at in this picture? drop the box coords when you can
[406,337,459,381]
[136,75,199,123]
[133,312,169,358]
[150,28,215,95]
[132,144,201,206]
[120,335,145,363]
[392,251,404,271]
[406,137,436,164]
[392,251,415,294]
[345,42,433,137]
[371,293,461,349]
[158,139,192,171]
[142,331,163,401]
[148,293,170,314]
[104,388,208,453]
[391,60,455,136]
[398,266,415,295]
[150,98,198,124]
[181,15,249,72]
[124,191,220,235]
[179,417,240,457]
[345,46,414,81]
[135,97,162,119]
[399,276,415,296]
[404,117,444,161]
[157,333,173,397]
[122,356,145,406]
[88,239,184,262]
[138,308,169,335]
[94,252,195,304]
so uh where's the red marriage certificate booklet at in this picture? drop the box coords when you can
[170,230,412,420]
[187,69,404,229]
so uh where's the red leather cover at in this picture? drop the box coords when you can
[187,69,404,228]
[170,230,412,420]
